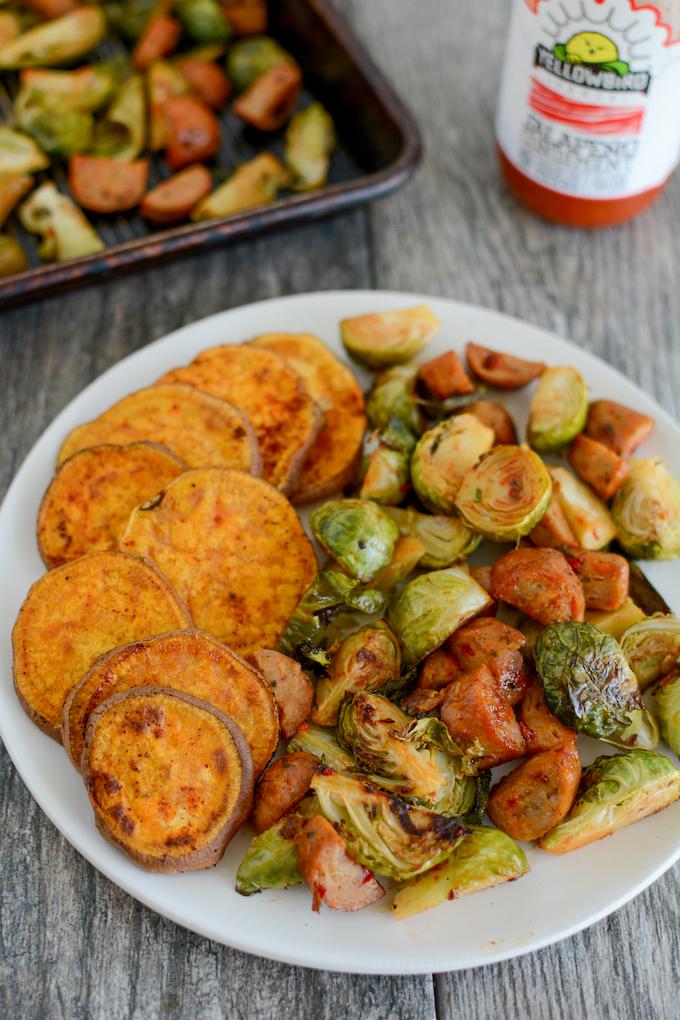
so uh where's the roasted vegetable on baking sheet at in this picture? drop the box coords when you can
[19,182,103,260]
[227,34,295,92]
[93,75,147,161]
[285,102,336,191]
[192,152,290,219]
[0,7,106,69]
[0,126,49,175]
[0,234,28,276]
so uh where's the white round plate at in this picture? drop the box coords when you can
[1,290,679,974]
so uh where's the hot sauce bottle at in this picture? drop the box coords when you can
[496,0,680,227]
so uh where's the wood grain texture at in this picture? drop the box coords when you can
[1,0,679,1015]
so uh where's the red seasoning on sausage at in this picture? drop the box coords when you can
[250,648,314,739]
[519,676,576,754]
[252,752,319,834]
[418,351,475,399]
[585,399,654,458]
[448,617,529,705]
[490,547,585,624]
[466,342,545,390]
[486,741,581,841]
[440,665,526,769]
[565,550,629,612]
[568,433,629,501]
[297,815,384,912]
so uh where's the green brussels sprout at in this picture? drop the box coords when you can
[278,569,386,668]
[366,364,425,436]
[105,0,156,40]
[340,305,441,369]
[93,75,146,161]
[312,622,401,726]
[191,152,290,220]
[0,234,28,277]
[235,798,319,895]
[16,92,93,158]
[0,126,48,175]
[384,506,481,568]
[311,770,470,880]
[360,418,416,505]
[527,365,588,452]
[310,498,399,583]
[536,622,658,749]
[611,458,680,561]
[455,444,553,542]
[411,413,494,513]
[539,750,680,854]
[0,7,106,69]
[620,614,680,690]
[227,35,296,92]
[337,692,479,816]
[15,65,118,114]
[19,182,103,262]
[550,466,617,550]
[287,723,357,772]
[388,566,492,671]
[285,102,336,191]
[176,0,231,43]
[392,826,529,920]
[651,669,680,756]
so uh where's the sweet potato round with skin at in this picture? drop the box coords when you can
[252,752,319,833]
[37,442,186,569]
[63,629,278,776]
[465,400,518,445]
[448,617,529,705]
[83,686,254,872]
[440,665,526,769]
[159,346,321,495]
[120,468,317,657]
[466,342,545,390]
[248,333,366,503]
[12,551,191,741]
[140,165,213,224]
[585,400,654,458]
[490,547,585,625]
[519,676,576,754]
[487,742,581,841]
[58,383,261,474]
[297,815,384,912]
[249,648,313,739]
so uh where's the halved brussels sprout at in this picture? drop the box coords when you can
[191,152,290,220]
[310,498,399,583]
[176,0,231,42]
[337,692,479,816]
[455,444,552,542]
[340,305,441,369]
[0,126,48,175]
[535,622,658,749]
[0,7,106,68]
[0,234,28,277]
[388,566,492,671]
[652,669,680,756]
[19,182,103,262]
[311,770,470,880]
[411,413,494,514]
[360,418,416,505]
[16,92,93,158]
[384,506,481,568]
[227,35,295,92]
[611,458,680,561]
[366,364,424,435]
[17,65,118,112]
[287,723,357,771]
[373,535,425,591]
[620,614,680,690]
[539,750,680,854]
[93,75,146,161]
[105,0,156,41]
[312,622,401,726]
[285,102,335,191]
[235,798,319,894]
[527,366,588,452]
[550,466,617,550]
[586,597,646,641]
[392,826,529,920]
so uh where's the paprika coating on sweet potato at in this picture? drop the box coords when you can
[249,648,313,739]
[465,400,518,445]
[519,676,576,754]
[120,468,318,657]
[297,815,384,912]
[63,629,278,776]
[418,351,474,399]
[83,686,253,872]
[585,399,654,458]
[448,617,529,706]
[490,547,585,624]
[528,491,577,550]
[252,752,319,833]
[466,342,545,390]
[440,665,526,769]
[567,433,629,502]
[37,442,185,569]
[12,550,191,741]
[565,550,629,612]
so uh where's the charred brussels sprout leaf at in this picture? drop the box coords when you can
[384,506,481,568]
[392,826,529,919]
[360,418,416,506]
[287,723,357,772]
[620,614,680,690]
[340,305,441,369]
[528,365,588,452]
[310,499,399,583]
[227,35,296,92]
[312,622,401,726]
[411,413,494,514]
[652,670,680,756]
[455,445,552,542]
[550,466,616,551]
[285,102,336,191]
[535,622,658,749]
[388,567,492,671]
[311,771,470,880]
[612,458,680,561]
[366,364,424,435]
[539,750,680,854]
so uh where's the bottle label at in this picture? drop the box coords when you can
[496,0,680,200]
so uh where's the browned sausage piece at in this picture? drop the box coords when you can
[564,551,629,612]
[585,400,654,458]
[470,564,494,594]
[297,815,385,912]
[140,165,213,224]
[519,676,576,754]
[418,351,475,399]
[490,547,585,625]
[417,647,461,691]
[447,617,529,705]
[252,752,319,834]
[466,342,545,390]
[440,665,526,769]
[400,687,445,717]
[232,63,301,131]
[528,492,577,550]
[568,433,629,501]
[486,741,581,841]
[250,648,314,739]
[465,400,518,445]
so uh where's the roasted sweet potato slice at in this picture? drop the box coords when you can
[418,351,474,399]
[440,665,526,769]
[249,332,366,503]
[568,432,629,501]
[63,629,278,775]
[466,342,545,390]
[176,57,231,108]
[133,14,182,70]
[58,383,260,474]
[465,400,517,445]
[297,815,384,912]
[159,345,321,494]
[83,687,253,871]
[69,155,149,214]
[565,550,629,612]
[164,94,220,170]
[487,741,581,841]
[252,752,318,833]
[585,400,654,458]
[232,62,301,130]
[519,676,576,754]
[140,164,213,223]
[120,468,317,656]
[12,550,191,740]
[528,491,577,550]
[490,547,585,624]
[37,442,185,569]
[448,617,529,705]
[249,648,313,739]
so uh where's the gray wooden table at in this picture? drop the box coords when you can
[2,2,679,1017]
